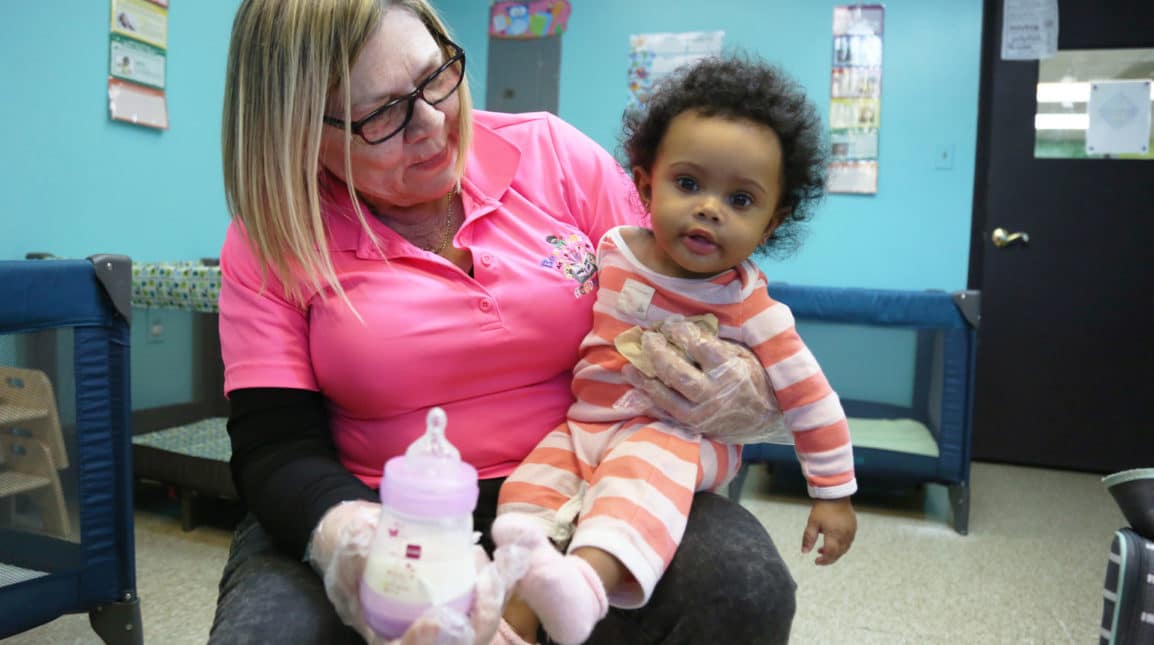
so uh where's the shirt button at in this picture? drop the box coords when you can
[481,253,493,266]
[479,298,492,312]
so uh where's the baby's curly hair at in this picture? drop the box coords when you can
[621,54,826,256]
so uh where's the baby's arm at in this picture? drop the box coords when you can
[742,293,858,563]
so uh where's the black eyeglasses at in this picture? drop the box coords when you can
[324,39,466,145]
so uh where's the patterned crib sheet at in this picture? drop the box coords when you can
[132,261,221,313]
[132,417,230,461]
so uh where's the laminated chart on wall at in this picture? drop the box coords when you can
[827,5,884,195]
[627,31,723,110]
[108,0,169,129]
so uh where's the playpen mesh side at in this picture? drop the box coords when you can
[793,319,941,458]
[741,286,975,487]
[0,329,81,549]
[0,562,48,587]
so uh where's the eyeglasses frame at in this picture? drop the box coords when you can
[323,36,466,145]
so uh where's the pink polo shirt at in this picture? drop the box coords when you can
[219,111,644,486]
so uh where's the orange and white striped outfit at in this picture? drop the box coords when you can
[498,226,856,608]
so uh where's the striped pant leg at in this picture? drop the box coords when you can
[497,424,587,542]
[567,420,730,608]
[698,438,743,494]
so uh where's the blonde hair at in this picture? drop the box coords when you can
[221,0,473,305]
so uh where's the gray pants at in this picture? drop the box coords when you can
[209,482,796,644]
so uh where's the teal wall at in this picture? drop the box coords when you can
[0,1,239,263]
[439,0,983,291]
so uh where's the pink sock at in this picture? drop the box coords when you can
[492,512,552,551]
[492,514,609,645]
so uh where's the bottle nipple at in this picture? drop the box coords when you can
[380,406,477,517]
[404,407,460,461]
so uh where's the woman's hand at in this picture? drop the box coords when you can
[801,497,857,565]
[306,501,528,644]
[621,317,787,444]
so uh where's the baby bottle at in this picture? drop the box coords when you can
[360,407,479,639]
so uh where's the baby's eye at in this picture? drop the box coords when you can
[674,176,698,192]
[729,193,754,208]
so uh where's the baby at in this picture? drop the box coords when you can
[494,55,858,644]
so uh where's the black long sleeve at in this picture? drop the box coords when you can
[226,387,377,559]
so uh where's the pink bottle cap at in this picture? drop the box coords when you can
[380,455,478,517]
[379,408,478,517]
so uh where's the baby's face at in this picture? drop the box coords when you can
[634,110,784,279]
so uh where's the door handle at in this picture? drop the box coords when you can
[992,227,1030,248]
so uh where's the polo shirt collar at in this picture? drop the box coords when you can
[461,115,519,209]
[320,115,521,261]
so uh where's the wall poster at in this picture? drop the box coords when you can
[627,31,724,110]
[108,0,169,129]
[489,0,571,39]
[827,4,884,195]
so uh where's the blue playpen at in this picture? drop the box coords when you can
[731,284,980,534]
[0,256,141,643]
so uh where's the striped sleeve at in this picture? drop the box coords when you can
[566,234,642,423]
[740,285,857,499]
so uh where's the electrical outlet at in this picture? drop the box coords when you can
[934,144,955,170]
[146,309,166,344]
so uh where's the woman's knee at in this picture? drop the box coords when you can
[209,516,361,644]
[677,493,797,632]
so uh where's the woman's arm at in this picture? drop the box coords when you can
[227,387,376,559]
[218,223,376,558]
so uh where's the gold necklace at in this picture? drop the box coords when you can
[423,189,458,254]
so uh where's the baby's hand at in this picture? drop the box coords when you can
[801,497,857,565]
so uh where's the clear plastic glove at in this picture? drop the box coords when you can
[305,500,532,645]
[618,316,789,445]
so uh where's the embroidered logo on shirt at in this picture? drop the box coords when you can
[540,233,597,297]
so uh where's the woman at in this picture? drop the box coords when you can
[211,1,795,643]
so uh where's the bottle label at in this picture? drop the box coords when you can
[362,518,475,605]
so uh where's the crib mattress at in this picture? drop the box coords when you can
[849,417,940,457]
[132,417,236,500]
[0,562,49,588]
[132,417,230,460]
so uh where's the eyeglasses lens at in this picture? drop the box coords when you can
[360,58,464,143]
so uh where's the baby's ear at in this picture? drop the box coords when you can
[632,166,653,207]
[763,207,791,243]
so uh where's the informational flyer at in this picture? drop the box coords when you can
[628,31,724,109]
[110,0,168,49]
[1086,80,1152,156]
[108,0,169,129]
[827,161,880,194]
[827,5,884,195]
[110,33,166,89]
[109,78,168,129]
[1001,0,1058,60]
